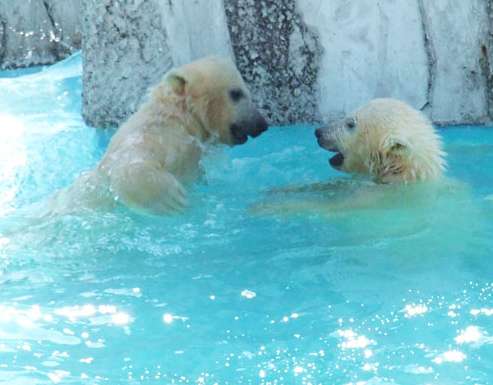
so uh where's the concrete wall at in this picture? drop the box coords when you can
[19,0,493,127]
[0,0,81,70]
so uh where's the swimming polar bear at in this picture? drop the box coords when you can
[315,98,446,183]
[253,98,450,216]
[52,56,268,216]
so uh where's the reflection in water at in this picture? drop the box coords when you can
[48,370,71,384]
[403,303,428,318]
[433,350,466,364]
[470,307,493,316]
[455,325,493,346]
[162,313,174,324]
[0,114,27,216]
[335,329,375,350]
[0,303,131,330]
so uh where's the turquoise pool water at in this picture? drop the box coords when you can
[1,54,493,385]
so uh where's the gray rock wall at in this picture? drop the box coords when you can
[421,0,490,124]
[163,0,232,66]
[79,0,493,127]
[0,0,80,70]
[300,0,429,121]
[225,0,322,123]
[81,0,172,128]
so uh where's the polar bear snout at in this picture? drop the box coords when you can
[230,111,269,145]
[249,113,269,137]
[315,127,339,152]
[315,126,346,169]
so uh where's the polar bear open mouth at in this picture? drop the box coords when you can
[230,122,268,145]
[315,131,344,168]
[329,151,344,168]
[319,141,345,168]
[231,128,248,144]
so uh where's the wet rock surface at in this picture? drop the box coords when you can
[0,0,80,70]
[81,0,172,128]
[225,0,322,124]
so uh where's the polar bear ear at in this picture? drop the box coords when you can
[371,139,409,183]
[166,72,188,96]
[389,141,407,153]
[384,137,409,155]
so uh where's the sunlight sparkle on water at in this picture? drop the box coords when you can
[470,308,493,316]
[240,289,256,299]
[403,303,429,317]
[336,329,375,350]
[455,325,493,346]
[163,313,174,324]
[111,312,132,326]
[433,350,466,364]
[293,366,304,375]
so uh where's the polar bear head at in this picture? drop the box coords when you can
[159,56,268,145]
[315,98,446,183]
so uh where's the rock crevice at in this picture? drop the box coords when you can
[482,0,493,119]
[417,0,437,113]
[0,18,6,65]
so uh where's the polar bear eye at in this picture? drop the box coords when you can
[229,88,245,103]
[345,118,356,130]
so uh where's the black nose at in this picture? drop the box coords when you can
[315,128,323,139]
[257,115,268,133]
[250,115,269,138]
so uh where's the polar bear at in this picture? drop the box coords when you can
[252,98,449,216]
[315,98,446,183]
[52,56,268,215]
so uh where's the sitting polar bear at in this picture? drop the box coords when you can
[52,56,268,215]
[315,98,446,183]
